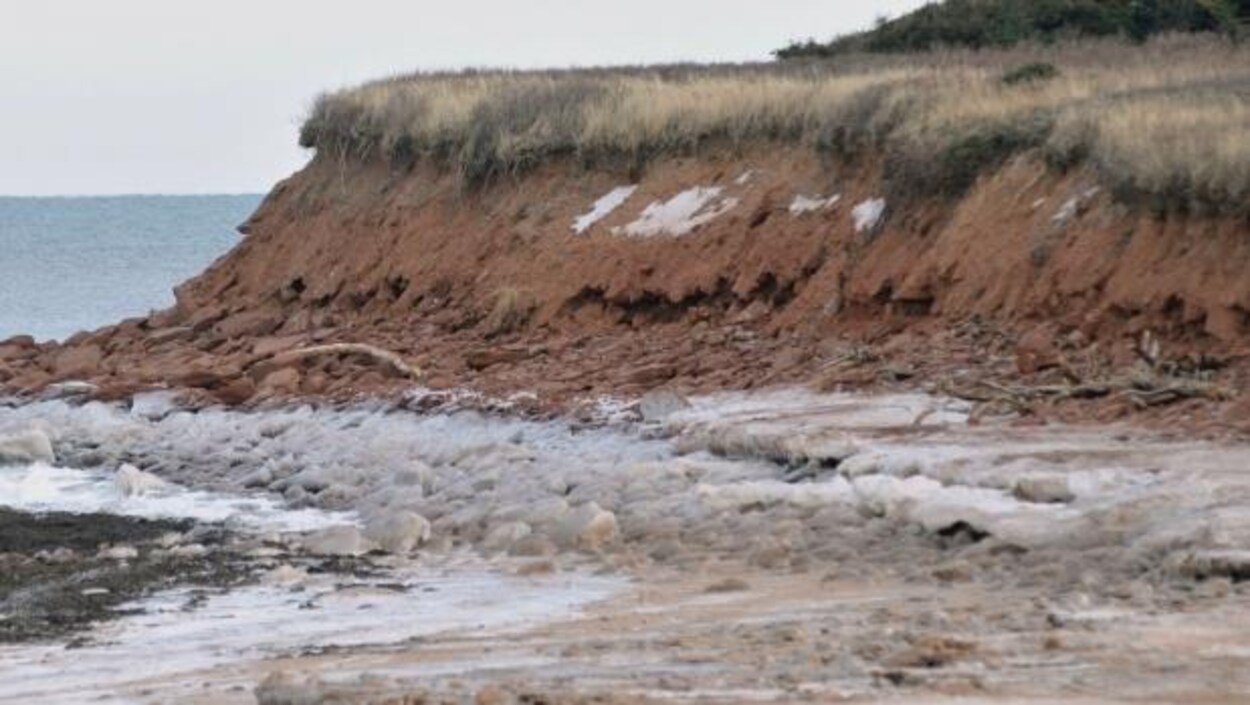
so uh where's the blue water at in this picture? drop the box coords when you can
[0,195,262,342]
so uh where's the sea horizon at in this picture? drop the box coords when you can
[0,193,262,342]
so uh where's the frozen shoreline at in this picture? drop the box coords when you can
[3,387,1250,702]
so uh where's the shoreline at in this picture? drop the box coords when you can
[3,385,1250,701]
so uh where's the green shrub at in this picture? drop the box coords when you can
[775,0,1248,57]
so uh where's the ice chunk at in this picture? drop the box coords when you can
[363,510,431,555]
[114,463,165,497]
[0,429,54,465]
[697,479,855,511]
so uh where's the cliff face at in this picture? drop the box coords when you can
[3,147,1250,423]
[183,147,1250,344]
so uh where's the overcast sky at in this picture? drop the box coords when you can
[1,1,927,196]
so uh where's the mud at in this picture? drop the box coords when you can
[0,509,251,643]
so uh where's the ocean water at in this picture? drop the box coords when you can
[0,195,262,342]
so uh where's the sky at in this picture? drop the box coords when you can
[1,1,928,196]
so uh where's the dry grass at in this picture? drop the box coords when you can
[302,35,1250,212]
[482,287,536,337]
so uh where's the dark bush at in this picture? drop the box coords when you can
[1002,62,1061,85]
[887,113,1054,203]
[775,0,1248,58]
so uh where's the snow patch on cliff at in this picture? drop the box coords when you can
[615,187,739,237]
[572,186,637,234]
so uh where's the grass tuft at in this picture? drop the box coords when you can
[483,287,537,337]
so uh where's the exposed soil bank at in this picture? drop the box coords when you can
[2,148,1248,432]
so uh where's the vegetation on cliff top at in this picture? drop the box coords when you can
[775,0,1249,57]
[301,36,1250,213]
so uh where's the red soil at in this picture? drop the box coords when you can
[3,147,1248,433]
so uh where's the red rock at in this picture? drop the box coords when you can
[250,334,307,359]
[215,376,258,405]
[147,306,186,329]
[172,370,229,390]
[52,345,105,379]
[1015,326,1061,376]
[464,346,531,371]
[147,327,194,346]
[258,368,301,396]
[0,336,38,362]
[215,310,283,339]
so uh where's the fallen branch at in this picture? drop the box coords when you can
[267,344,422,380]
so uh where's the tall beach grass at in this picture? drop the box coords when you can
[301,35,1250,213]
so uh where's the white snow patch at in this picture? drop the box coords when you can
[852,198,887,233]
[1053,197,1080,225]
[735,170,755,186]
[0,462,351,532]
[615,186,740,237]
[1052,186,1102,226]
[572,185,637,234]
[789,193,842,216]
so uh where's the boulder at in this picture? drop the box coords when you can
[251,335,306,358]
[363,510,431,555]
[465,346,531,371]
[0,335,37,362]
[214,310,283,339]
[241,466,274,488]
[214,376,258,405]
[639,388,691,422]
[42,381,98,399]
[624,363,677,386]
[1015,326,1061,375]
[98,545,139,561]
[258,368,301,397]
[482,521,532,552]
[0,429,55,465]
[549,502,619,551]
[301,525,368,557]
[52,344,104,379]
[1014,476,1075,504]
[130,390,181,420]
[114,464,166,497]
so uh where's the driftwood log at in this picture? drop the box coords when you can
[263,344,421,380]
